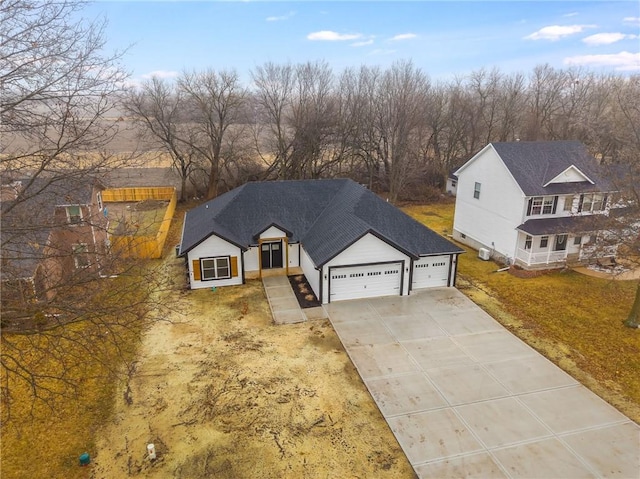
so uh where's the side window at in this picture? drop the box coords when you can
[524,235,532,250]
[473,182,481,199]
[67,205,82,224]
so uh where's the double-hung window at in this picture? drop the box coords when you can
[67,205,82,224]
[524,235,532,250]
[528,196,557,216]
[473,182,481,199]
[201,257,231,280]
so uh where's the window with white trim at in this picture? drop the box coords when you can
[578,193,608,213]
[524,235,532,250]
[473,182,481,199]
[540,236,549,248]
[72,243,89,269]
[66,205,82,224]
[563,196,574,212]
[528,196,557,216]
[201,257,230,280]
[573,236,581,245]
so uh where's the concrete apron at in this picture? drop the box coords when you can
[262,276,327,324]
[325,288,640,479]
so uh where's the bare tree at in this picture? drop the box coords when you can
[0,0,166,419]
[251,62,296,179]
[179,69,247,198]
[123,77,197,201]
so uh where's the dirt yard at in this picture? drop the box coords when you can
[90,255,414,478]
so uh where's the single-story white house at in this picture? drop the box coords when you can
[178,179,463,303]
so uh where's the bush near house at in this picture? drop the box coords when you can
[404,203,640,422]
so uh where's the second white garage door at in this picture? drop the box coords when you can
[412,255,450,289]
[329,262,402,302]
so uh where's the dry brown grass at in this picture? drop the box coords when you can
[405,203,640,422]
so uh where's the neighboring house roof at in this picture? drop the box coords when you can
[516,216,602,236]
[458,141,615,196]
[1,175,101,280]
[179,179,463,267]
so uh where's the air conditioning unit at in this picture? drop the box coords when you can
[478,248,491,261]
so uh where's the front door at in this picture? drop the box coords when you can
[554,234,568,251]
[261,241,283,269]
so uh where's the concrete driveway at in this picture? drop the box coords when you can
[326,288,640,479]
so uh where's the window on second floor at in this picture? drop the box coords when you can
[527,196,558,216]
[66,205,82,225]
[578,193,608,213]
[473,182,481,199]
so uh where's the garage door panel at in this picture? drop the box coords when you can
[330,263,402,302]
[412,256,450,289]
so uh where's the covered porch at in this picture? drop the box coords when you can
[514,216,614,270]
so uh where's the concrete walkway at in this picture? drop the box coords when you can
[262,276,327,324]
[326,288,640,479]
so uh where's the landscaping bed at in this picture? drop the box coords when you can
[288,274,321,308]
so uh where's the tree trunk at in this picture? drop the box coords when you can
[624,281,640,328]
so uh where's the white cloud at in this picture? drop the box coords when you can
[307,30,362,41]
[563,12,579,18]
[351,39,374,47]
[623,17,640,25]
[583,32,638,45]
[390,33,417,41]
[525,24,596,41]
[141,70,179,80]
[266,11,295,22]
[564,51,640,71]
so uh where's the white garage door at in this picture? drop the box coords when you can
[329,262,402,302]
[412,255,450,289]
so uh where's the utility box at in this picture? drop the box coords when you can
[478,248,491,260]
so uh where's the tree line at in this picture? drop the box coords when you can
[124,62,640,203]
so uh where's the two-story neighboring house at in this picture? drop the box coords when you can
[1,175,109,317]
[452,141,617,270]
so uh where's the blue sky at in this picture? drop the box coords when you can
[84,1,640,85]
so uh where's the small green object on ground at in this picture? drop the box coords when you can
[79,452,90,466]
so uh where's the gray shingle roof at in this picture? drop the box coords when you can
[516,215,601,235]
[179,179,463,267]
[1,175,100,280]
[490,141,614,196]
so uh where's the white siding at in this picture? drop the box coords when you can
[260,226,286,239]
[288,242,300,267]
[300,246,320,299]
[187,234,243,289]
[321,233,410,303]
[547,165,591,184]
[244,246,259,272]
[454,146,525,262]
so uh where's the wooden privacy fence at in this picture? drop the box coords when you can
[104,187,177,259]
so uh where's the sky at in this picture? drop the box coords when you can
[83,1,640,86]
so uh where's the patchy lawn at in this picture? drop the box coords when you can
[106,200,170,237]
[404,203,640,422]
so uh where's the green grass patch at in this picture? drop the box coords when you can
[405,202,640,422]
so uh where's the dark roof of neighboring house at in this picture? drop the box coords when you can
[483,141,614,196]
[516,215,603,236]
[179,179,463,267]
[1,175,101,280]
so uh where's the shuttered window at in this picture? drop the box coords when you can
[193,256,239,281]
